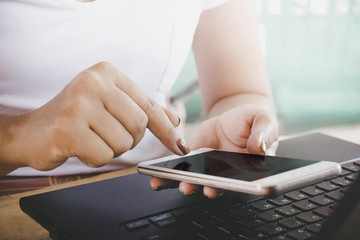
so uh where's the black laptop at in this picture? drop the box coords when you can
[20,133,360,240]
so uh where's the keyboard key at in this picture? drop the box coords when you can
[237,215,264,228]
[203,226,232,240]
[342,163,360,172]
[292,200,317,211]
[155,217,177,228]
[232,193,264,204]
[325,190,344,201]
[313,206,333,217]
[270,235,291,240]
[150,213,173,223]
[210,214,226,224]
[259,223,286,236]
[141,229,188,240]
[216,225,231,235]
[193,233,209,240]
[345,173,359,181]
[275,205,300,216]
[287,229,313,240]
[250,200,275,211]
[278,217,305,229]
[194,206,210,215]
[340,186,350,193]
[125,219,150,230]
[300,186,324,196]
[305,222,323,233]
[191,220,206,230]
[284,191,308,201]
[239,230,267,239]
[339,169,351,176]
[172,207,191,217]
[354,160,360,166]
[268,196,292,206]
[215,194,243,207]
[258,210,283,222]
[329,202,339,209]
[309,195,334,206]
[141,232,168,240]
[231,205,257,217]
[330,177,353,187]
[296,212,322,223]
[316,182,339,191]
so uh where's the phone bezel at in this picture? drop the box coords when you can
[137,149,341,196]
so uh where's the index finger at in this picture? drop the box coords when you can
[90,63,190,155]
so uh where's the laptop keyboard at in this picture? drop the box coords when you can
[121,161,360,240]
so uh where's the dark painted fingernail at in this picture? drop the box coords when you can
[176,138,190,155]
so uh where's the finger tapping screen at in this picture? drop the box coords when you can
[152,151,317,181]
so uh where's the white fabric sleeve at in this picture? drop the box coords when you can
[204,0,228,10]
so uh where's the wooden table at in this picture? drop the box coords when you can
[1,125,360,240]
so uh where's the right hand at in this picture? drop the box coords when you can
[2,62,189,172]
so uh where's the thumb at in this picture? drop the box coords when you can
[247,111,279,155]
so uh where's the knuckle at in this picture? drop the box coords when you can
[114,137,134,157]
[95,61,115,71]
[131,110,149,135]
[71,69,107,94]
[161,125,176,141]
[96,62,125,85]
[143,97,161,115]
[30,154,65,172]
[31,161,52,171]
[73,70,97,87]
[87,153,113,168]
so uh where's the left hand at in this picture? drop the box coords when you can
[150,104,279,198]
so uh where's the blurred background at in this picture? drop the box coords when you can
[171,0,360,136]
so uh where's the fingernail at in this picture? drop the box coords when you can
[179,183,185,193]
[177,138,190,155]
[261,139,267,153]
[203,188,215,199]
[150,181,158,190]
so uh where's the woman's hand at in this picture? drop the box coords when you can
[150,104,279,198]
[191,104,279,155]
[0,62,189,175]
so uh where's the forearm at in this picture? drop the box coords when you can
[193,0,275,120]
[0,114,26,176]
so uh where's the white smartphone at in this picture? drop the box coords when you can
[137,149,342,197]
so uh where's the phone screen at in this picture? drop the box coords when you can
[151,151,317,181]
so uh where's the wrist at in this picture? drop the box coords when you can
[207,93,276,118]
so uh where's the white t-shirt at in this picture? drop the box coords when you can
[0,0,227,176]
